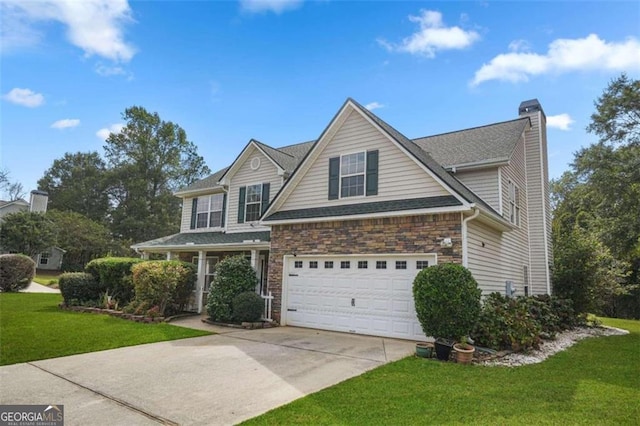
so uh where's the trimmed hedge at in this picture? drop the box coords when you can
[59,272,102,305]
[233,291,264,322]
[130,260,196,316]
[207,255,257,322]
[0,254,36,292]
[85,257,144,305]
[413,263,482,340]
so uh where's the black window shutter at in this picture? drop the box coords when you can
[190,198,198,229]
[221,193,227,227]
[328,157,340,200]
[237,186,246,224]
[366,150,379,196]
[261,183,270,215]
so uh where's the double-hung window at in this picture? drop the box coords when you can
[508,180,520,226]
[245,184,262,222]
[196,194,225,228]
[329,150,378,200]
[340,152,366,197]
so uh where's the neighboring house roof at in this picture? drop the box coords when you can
[132,231,270,249]
[0,199,29,210]
[264,196,462,222]
[412,118,530,168]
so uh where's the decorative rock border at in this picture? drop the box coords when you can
[60,304,165,323]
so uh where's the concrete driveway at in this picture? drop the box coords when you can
[0,325,414,425]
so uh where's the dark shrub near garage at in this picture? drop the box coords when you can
[413,263,481,340]
[0,253,36,292]
[207,255,257,322]
[59,272,102,305]
[233,291,264,322]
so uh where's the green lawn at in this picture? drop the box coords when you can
[244,318,640,425]
[0,293,211,365]
[32,271,60,286]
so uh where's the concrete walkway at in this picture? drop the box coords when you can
[0,326,415,425]
[22,281,60,293]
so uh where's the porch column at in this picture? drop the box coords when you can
[196,250,206,314]
[250,249,259,293]
[141,252,150,260]
[166,252,175,260]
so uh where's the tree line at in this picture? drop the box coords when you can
[0,106,210,270]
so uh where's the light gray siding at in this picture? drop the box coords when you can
[456,168,500,212]
[280,109,450,211]
[36,248,64,271]
[467,219,505,294]
[227,146,283,232]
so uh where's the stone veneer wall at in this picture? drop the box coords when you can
[267,213,462,323]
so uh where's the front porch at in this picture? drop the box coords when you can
[132,231,271,316]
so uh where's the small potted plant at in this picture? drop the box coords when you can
[415,341,435,358]
[453,336,475,364]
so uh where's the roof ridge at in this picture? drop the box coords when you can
[252,139,296,159]
[412,117,529,141]
[276,139,316,150]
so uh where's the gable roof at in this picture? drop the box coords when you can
[346,98,503,218]
[175,140,314,196]
[412,118,530,168]
[0,198,29,211]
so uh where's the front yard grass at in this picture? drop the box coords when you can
[32,271,61,286]
[0,293,211,365]
[244,317,640,425]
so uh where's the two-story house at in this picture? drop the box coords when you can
[0,190,65,270]
[133,98,552,341]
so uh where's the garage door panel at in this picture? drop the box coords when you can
[286,255,433,340]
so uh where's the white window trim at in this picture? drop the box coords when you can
[339,151,367,199]
[245,183,263,223]
[39,252,50,265]
[196,194,225,229]
[508,180,520,227]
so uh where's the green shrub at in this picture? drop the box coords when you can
[473,293,542,351]
[59,272,102,305]
[85,257,144,305]
[207,255,257,322]
[412,263,482,340]
[233,291,264,322]
[131,260,196,316]
[0,254,36,292]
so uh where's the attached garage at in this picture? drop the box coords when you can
[282,254,436,341]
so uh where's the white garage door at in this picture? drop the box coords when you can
[284,254,435,341]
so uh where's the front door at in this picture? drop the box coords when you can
[203,257,218,308]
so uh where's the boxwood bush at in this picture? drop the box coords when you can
[0,254,36,292]
[130,260,196,316]
[413,263,482,340]
[207,255,257,322]
[233,291,264,322]
[59,272,102,306]
[85,257,144,305]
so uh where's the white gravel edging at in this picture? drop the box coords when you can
[482,326,629,367]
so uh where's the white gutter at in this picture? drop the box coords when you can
[462,207,480,268]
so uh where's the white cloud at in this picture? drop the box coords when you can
[508,39,530,52]
[51,118,80,129]
[547,114,574,131]
[472,34,640,86]
[96,123,124,140]
[240,0,302,14]
[378,10,480,58]
[2,87,44,107]
[1,0,136,62]
[365,102,384,111]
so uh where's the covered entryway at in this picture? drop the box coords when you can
[283,254,435,340]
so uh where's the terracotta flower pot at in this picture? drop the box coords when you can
[453,343,475,364]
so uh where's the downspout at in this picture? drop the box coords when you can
[462,207,480,268]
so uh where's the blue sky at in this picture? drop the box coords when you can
[1,0,639,199]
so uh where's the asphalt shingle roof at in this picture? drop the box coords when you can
[133,231,270,248]
[264,196,461,221]
[412,118,530,168]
